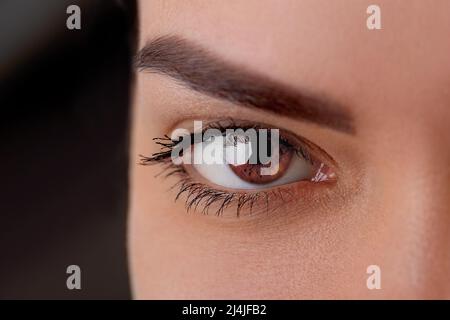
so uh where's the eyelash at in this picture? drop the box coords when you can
[139,120,330,217]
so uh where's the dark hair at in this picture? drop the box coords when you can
[0,0,137,299]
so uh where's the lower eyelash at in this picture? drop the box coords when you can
[141,157,297,217]
[145,158,260,216]
[176,177,259,216]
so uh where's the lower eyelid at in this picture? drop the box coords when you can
[184,159,336,193]
[164,158,337,216]
[171,167,339,218]
[140,156,338,218]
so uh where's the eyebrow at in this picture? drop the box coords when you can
[135,35,355,134]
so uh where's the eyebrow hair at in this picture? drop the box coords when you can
[135,35,355,134]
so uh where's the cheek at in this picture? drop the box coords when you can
[128,187,367,299]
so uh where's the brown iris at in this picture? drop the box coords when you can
[229,144,293,184]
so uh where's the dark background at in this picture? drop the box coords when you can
[0,0,137,299]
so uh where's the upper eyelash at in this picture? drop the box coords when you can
[139,120,320,216]
[140,120,315,165]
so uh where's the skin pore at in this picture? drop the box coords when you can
[129,0,450,299]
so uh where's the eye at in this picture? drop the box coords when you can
[140,120,338,216]
[185,128,335,191]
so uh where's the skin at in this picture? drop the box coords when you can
[129,0,450,299]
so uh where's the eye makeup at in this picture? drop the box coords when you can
[139,119,338,217]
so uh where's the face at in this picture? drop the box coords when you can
[129,0,450,299]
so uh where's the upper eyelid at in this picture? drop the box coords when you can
[142,118,340,174]
[175,124,313,167]
[172,120,303,153]
[194,119,339,168]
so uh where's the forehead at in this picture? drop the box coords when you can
[139,0,450,117]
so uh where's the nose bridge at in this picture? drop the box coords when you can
[383,125,450,297]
